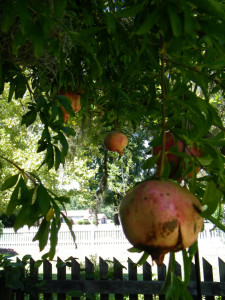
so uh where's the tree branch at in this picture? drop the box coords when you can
[159,51,166,178]
[165,57,225,89]
[0,154,38,186]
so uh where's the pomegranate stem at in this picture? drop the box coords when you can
[159,50,166,178]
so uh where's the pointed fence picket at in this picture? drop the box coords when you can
[1,256,224,299]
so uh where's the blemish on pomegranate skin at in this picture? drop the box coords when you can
[193,222,197,233]
[167,193,170,196]
[160,193,163,197]
[145,232,157,243]
[161,219,178,237]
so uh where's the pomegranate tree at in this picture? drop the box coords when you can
[119,180,203,265]
[104,131,128,156]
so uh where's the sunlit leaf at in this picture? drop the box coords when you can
[201,181,221,218]
[6,182,20,215]
[1,174,19,191]
[37,184,51,215]
[48,218,58,260]
[33,218,51,251]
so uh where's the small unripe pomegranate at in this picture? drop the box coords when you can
[119,180,203,265]
[104,131,128,156]
[59,91,81,122]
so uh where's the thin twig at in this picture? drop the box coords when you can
[159,51,166,178]
[0,154,38,186]
[165,57,225,89]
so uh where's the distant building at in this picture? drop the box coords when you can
[60,209,108,224]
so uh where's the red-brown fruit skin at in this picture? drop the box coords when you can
[153,132,184,163]
[104,131,128,156]
[59,91,81,122]
[153,132,203,179]
[119,180,203,266]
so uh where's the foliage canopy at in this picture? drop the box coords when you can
[1,0,225,296]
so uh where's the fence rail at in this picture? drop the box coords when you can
[2,255,225,299]
[0,224,224,249]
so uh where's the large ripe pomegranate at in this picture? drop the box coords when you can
[104,131,128,156]
[119,180,203,265]
[59,91,81,122]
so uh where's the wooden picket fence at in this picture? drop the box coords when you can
[2,255,225,299]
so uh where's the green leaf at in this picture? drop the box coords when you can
[37,184,51,215]
[182,249,192,287]
[201,181,221,217]
[32,218,50,251]
[0,60,4,94]
[21,109,37,127]
[56,95,74,116]
[34,260,43,269]
[180,286,193,300]
[127,247,143,253]
[61,126,76,136]
[48,219,58,260]
[29,22,46,58]
[1,0,16,32]
[18,176,29,204]
[118,2,146,18]
[183,6,194,34]
[17,0,32,35]
[14,205,30,231]
[54,146,63,170]
[46,144,54,170]
[8,81,15,102]
[159,254,173,295]
[37,141,48,153]
[135,9,159,35]
[12,30,27,55]
[142,155,158,170]
[54,0,67,18]
[14,74,27,99]
[161,159,171,179]
[1,174,19,191]
[51,200,61,220]
[167,4,182,37]
[56,196,70,204]
[6,181,20,215]
[165,276,181,300]
[56,131,68,156]
[41,127,51,141]
[61,212,76,243]
[137,252,149,266]
[208,215,225,231]
[189,0,225,20]
[22,254,32,262]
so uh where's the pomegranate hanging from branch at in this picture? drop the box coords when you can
[58,91,81,122]
[104,131,128,156]
[119,180,203,266]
